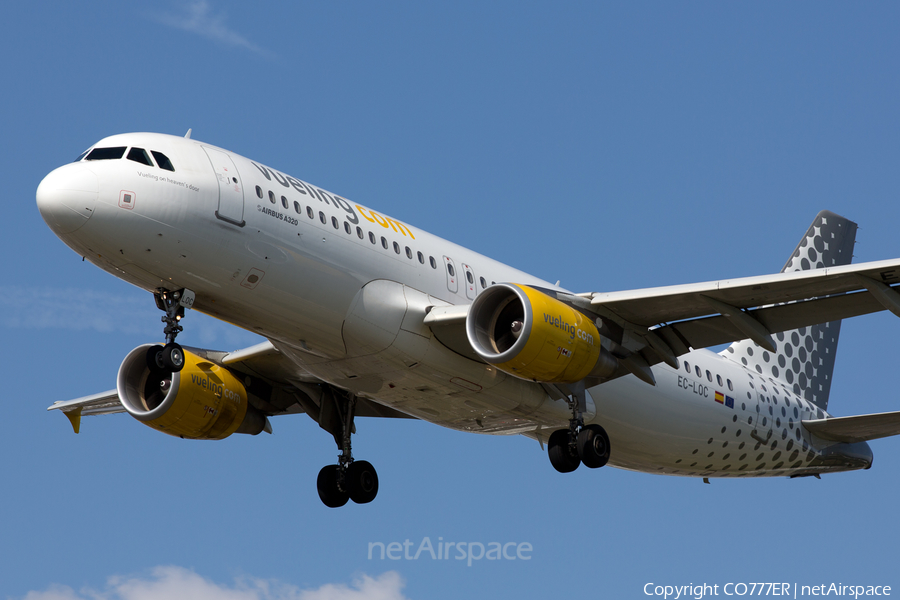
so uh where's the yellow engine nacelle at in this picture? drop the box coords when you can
[117,345,267,439]
[465,284,617,384]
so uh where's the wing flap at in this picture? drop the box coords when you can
[803,411,900,443]
[654,290,885,353]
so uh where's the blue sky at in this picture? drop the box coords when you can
[3,2,900,598]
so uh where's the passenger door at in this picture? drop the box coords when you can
[204,147,245,226]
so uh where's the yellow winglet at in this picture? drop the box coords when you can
[62,407,83,434]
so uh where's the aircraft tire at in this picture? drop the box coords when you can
[146,345,167,374]
[346,460,379,504]
[161,343,185,372]
[317,465,349,508]
[548,429,580,473]
[577,424,610,469]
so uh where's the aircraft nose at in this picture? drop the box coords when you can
[36,163,99,235]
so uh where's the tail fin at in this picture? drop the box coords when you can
[722,211,858,410]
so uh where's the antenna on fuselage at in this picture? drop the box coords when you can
[184,128,192,139]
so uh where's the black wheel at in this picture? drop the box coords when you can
[146,345,167,374]
[548,429,580,473]
[346,460,379,504]
[577,424,610,468]
[161,343,185,372]
[317,465,349,508]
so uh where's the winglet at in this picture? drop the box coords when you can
[184,128,192,139]
[63,407,83,434]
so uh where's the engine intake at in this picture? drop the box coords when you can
[117,344,267,439]
[466,284,617,384]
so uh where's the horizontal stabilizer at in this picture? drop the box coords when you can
[803,411,900,443]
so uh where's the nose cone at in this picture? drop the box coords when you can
[36,164,99,235]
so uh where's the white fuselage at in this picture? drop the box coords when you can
[37,132,872,479]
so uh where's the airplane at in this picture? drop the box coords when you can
[36,131,900,507]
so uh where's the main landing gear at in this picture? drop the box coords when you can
[316,393,379,508]
[146,288,195,373]
[547,385,611,473]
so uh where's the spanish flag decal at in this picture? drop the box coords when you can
[714,391,724,404]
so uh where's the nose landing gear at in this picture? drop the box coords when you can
[147,288,195,373]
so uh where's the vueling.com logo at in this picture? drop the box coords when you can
[543,313,594,345]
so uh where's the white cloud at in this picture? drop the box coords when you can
[150,0,269,55]
[19,567,410,600]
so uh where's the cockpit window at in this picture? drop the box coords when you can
[127,147,154,166]
[151,151,175,172]
[85,147,127,161]
[74,149,90,162]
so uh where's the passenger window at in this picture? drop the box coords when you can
[369,232,376,244]
[695,366,701,377]
[706,370,712,382]
[127,147,153,166]
[332,216,339,229]
[294,201,301,214]
[344,222,351,234]
[393,241,401,254]
[357,226,364,239]
[319,211,327,224]
[717,375,723,386]
[684,362,690,373]
[86,147,126,160]
[281,196,289,209]
[727,379,734,391]
[269,191,276,204]
[381,236,388,249]
[256,186,264,199]
[307,206,314,219]
[430,256,437,269]
[417,251,425,264]
[466,271,474,284]
[151,151,175,171]
[405,246,413,259]
[480,277,487,289]
[447,263,455,277]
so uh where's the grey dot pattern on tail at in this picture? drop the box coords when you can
[722,211,857,411]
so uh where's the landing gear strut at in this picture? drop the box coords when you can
[147,288,194,373]
[316,392,379,508]
[547,384,610,473]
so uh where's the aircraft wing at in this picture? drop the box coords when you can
[588,258,900,326]
[803,411,900,444]
[48,340,415,433]
[426,259,900,384]
[579,257,900,362]
[48,390,123,416]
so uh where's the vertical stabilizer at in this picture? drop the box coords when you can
[721,211,857,410]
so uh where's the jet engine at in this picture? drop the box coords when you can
[117,344,268,439]
[465,284,617,384]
